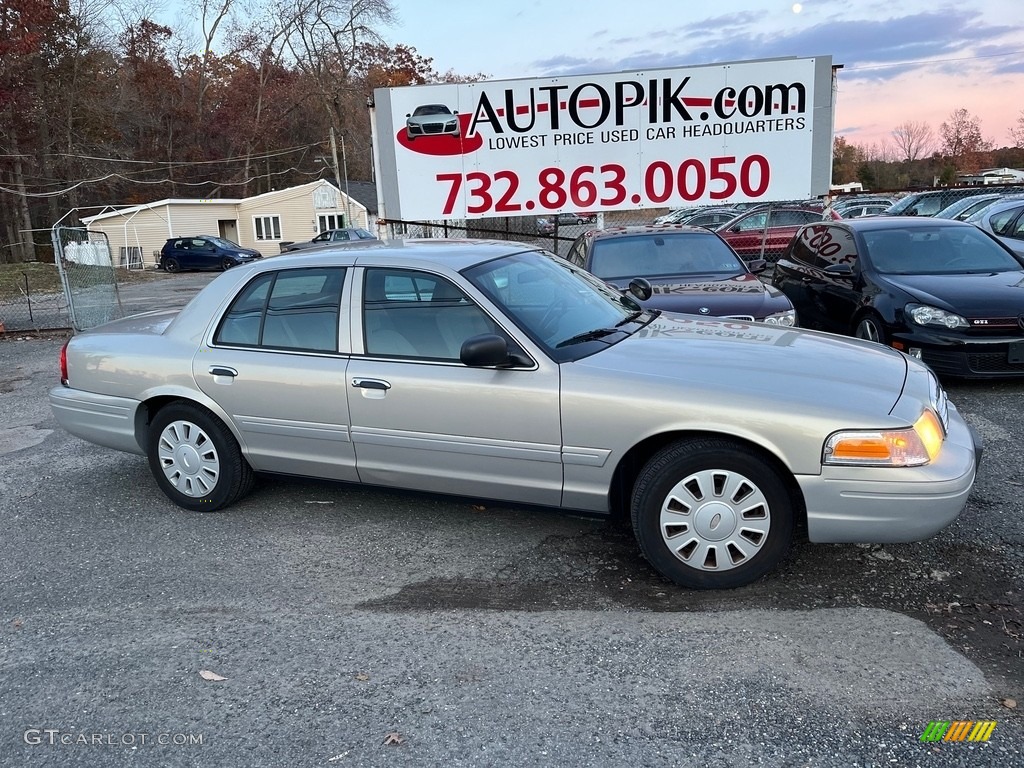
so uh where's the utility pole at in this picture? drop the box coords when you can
[330,126,353,228]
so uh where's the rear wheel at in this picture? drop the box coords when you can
[631,438,794,589]
[164,257,180,273]
[854,314,887,345]
[147,402,254,511]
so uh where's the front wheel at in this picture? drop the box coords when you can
[854,314,887,345]
[220,257,235,271]
[631,438,794,589]
[147,402,254,511]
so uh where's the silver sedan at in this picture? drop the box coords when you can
[49,240,980,589]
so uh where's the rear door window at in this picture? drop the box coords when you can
[215,268,346,352]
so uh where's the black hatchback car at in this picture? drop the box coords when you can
[771,217,1024,378]
[159,236,263,273]
[564,225,797,325]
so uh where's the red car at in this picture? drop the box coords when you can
[714,206,838,261]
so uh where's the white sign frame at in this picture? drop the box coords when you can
[372,56,835,221]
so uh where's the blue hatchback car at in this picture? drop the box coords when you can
[159,236,263,273]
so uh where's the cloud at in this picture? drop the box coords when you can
[529,11,1018,86]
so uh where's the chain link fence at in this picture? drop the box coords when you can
[382,201,827,266]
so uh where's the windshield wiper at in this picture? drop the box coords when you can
[615,309,644,326]
[555,328,621,348]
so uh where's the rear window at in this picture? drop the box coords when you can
[214,268,346,352]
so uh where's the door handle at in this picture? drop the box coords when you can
[208,366,238,378]
[352,378,391,391]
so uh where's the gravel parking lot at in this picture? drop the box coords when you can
[1,326,1021,767]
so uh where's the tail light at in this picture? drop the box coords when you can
[59,339,69,386]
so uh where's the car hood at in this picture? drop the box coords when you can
[606,273,791,318]
[579,313,909,413]
[882,271,1024,315]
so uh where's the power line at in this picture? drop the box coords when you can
[0,165,327,199]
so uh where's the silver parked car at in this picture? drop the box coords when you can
[280,228,378,253]
[49,241,980,590]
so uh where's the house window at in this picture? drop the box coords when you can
[318,214,345,232]
[254,215,282,240]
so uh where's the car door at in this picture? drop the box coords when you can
[772,226,824,328]
[346,266,563,506]
[803,224,863,332]
[993,204,1024,258]
[194,266,359,482]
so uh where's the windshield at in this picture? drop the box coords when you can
[884,195,919,215]
[862,226,1023,275]
[589,232,744,281]
[207,237,240,249]
[463,250,650,357]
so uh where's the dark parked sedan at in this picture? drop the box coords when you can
[565,226,797,325]
[159,236,262,273]
[772,217,1024,378]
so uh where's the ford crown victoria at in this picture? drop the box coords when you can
[50,240,980,589]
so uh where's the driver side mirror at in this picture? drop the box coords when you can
[627,277,653,301]
[460,334,530,368]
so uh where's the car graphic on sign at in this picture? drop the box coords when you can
[405,104,460,141]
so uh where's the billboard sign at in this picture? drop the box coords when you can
[372,56,834,221]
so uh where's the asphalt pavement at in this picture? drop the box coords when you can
[0,332,1021,768]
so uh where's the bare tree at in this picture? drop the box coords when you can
[891,121,933,162]
[939,108,991,168]
[1010,110,1024,148]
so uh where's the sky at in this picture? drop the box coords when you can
[382,0,1024,152]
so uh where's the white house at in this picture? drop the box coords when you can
[956,167,1024,186]
[81,180,379,266]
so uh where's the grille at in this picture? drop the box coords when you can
[967,352,1024,374]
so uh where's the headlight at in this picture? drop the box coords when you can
[762,308,797,326]
[823,409,944,467]
[907,303,968,329]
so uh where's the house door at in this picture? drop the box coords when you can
[218,220,239,242]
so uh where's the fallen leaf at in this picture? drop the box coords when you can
[382,732,403,746]
[1003,698,1017,709]
[199,669,228,681]
[12,619,23,629]
[355,672,370,681]
[471,505,487,512]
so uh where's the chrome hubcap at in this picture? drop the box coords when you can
[158,420,220,497]
[659,469,770,571]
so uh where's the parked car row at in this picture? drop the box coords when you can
[157,229,380,272]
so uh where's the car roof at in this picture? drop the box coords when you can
[583,225,715,243]
[247,238,544,272]
[827,216,979,232]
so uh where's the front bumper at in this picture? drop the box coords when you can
[49,387,145,455]
[891,328,1024,378]
[800,401,980,543]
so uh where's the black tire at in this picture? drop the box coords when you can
[147,402,254,512]
[854,314,887,345]
[220,257,234,271]
[164,257,181,273]
[631,438,794,589]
